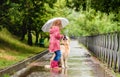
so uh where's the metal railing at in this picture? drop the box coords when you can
[78,32,120,72]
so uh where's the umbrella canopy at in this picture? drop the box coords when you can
[41,17,69,32]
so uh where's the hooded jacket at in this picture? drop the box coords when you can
[49,26,63,52]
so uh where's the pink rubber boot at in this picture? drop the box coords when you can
[50,60,58,68]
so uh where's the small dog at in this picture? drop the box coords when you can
[60,35,70,68]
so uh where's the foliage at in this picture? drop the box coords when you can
[65,9,119,37]
[66,0,87,11]
[0,0,58,45]
[0,0,120,43]
[44,37,49,47]
[5,3,23,36]
[0,0,10,30]
[91,0,120,14]
[66,0,120,14]
[63,0,119,37]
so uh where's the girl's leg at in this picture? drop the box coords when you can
[50,53,55,61]
[50,50,61,68]
[54,50,61,61]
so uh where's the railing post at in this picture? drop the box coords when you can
[118,33,120,72]
[113,32,118,72]
[110,33,113,68]
[105,34,108,62]
[107,34,111,67]
[103,35,106,62]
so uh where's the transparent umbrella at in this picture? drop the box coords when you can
[41,17,69,32]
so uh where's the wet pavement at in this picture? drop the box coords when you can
[11,40,115,77]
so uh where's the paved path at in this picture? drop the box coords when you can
[12,40,115,77]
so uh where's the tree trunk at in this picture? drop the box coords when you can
[21,17,27,40]
[21,25,27,40]
[35,31,39,45]
[27,15,33,46]
[28,30,32,45]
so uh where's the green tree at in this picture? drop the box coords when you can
[66,0,87,11]
[0,0,11,30]
[91,0,120,14]
[66,0,120,14]
[3,0,57,45]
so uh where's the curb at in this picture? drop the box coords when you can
[0,50,48,76]
[91,55,116,77]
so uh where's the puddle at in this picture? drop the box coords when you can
[18,57,97,77]
[18,66,49,77]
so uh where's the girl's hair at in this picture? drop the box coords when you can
[52,20,62,29]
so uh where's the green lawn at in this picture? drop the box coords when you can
[0,28,47,69]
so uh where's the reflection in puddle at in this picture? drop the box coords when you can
[50,68,68,77]
[23,66,68,77]
[18,66,49,77]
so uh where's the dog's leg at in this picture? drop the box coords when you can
[61,55,65,68]
[64,56,68,68]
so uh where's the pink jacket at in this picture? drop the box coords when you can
[49,26,63,52]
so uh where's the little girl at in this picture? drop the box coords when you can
[49,19,63,68]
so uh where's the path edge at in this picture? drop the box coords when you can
[0,50,48,76]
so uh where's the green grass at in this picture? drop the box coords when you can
[116,73,120,77]
[115,70,120,77]
[2,74,10,77]
[0,28,47,69]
